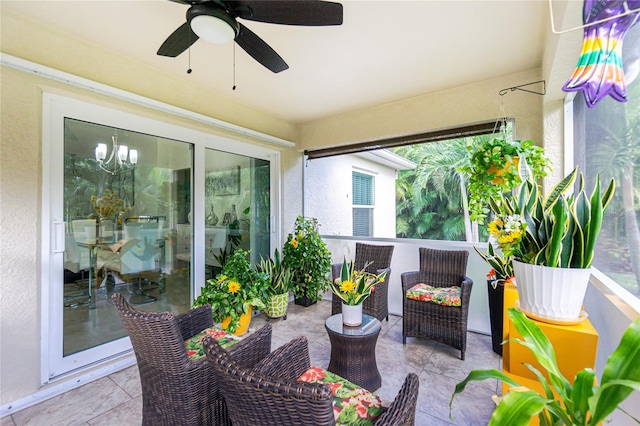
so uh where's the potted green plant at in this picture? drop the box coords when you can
[258,248,292,320]
[475,242,514,355]
[282,216,332,306]
[193,248,268,335]
[450,307,640,426]
[461,138,550,224]
[491,167,615,323]
[329,258,387,326]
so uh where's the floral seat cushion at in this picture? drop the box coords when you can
[405,283,462,306]
[184,327,240,361]
[298,367,385,425]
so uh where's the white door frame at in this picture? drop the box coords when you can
[41,93,282,383]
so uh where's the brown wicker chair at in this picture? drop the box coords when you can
[111,292,272,426]
[401,247,473,360]
[203,334,419,426]
[331,242,394,321]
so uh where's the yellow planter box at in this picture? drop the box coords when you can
[502,281,598,385]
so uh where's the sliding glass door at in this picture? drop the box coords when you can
[61,118,193,357]
[201,150,270,279]
[43,94,280,381]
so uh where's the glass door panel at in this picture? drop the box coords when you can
[203,149,270,277]
[62,118,193,356]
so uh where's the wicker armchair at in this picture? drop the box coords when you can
[401,247,473,360]
[203,334,419,426]
[111,292,272,426]
[331,243,394,321]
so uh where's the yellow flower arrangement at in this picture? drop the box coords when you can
[90,189,124,219]
[487,214,527,259]
[329,258,387,306]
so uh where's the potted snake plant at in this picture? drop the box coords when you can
[489,167,615,323]
[450,307,640,425]
[258,248,293,320]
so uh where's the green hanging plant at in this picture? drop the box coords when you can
[460,139,550,224]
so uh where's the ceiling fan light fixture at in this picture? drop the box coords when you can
[188,5,239,44]
[191,14,235,43]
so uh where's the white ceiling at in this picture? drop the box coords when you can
[2,0,549,123]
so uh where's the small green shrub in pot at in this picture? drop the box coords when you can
[282,216,332,303]
[450,307,640,425]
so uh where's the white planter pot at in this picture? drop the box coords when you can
[342,303,363,326]
[512,260,592,323]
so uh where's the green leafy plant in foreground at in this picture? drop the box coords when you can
[450,308,640,425]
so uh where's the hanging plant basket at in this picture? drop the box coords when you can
[487,157,520,184]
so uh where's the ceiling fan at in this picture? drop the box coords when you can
[157,0,343,73]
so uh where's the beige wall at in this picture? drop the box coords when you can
[1,1,567,412]
[1,67,44,405]
[297,69,544,154]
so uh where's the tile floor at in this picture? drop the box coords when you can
[1,300,501,426]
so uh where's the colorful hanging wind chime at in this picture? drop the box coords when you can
[562,0,640,107]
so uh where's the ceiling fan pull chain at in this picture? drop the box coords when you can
[232,43,236,91]
[187,41,193,74]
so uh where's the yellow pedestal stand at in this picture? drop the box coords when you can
[501,282,598,425]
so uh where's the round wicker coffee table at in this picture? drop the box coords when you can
[325,313,382,391]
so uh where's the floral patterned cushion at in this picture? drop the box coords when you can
[298,367,385,425]
[184,327,240,361]
[405,283,462,306]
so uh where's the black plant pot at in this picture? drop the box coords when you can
[487,280,505,356]
[294,296,317,307]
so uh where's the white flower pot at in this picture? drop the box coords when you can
[512,260,592,323]
[342,302,363,326]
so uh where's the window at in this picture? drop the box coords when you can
[304,121,511,240]
[570,23,640,301]
[352,171,374,236]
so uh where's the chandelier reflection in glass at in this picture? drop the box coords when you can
[94,130,138,175]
